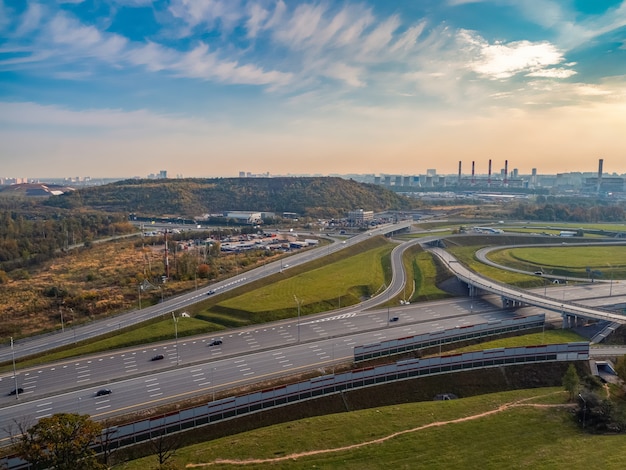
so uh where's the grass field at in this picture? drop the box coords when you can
[448,246,543,287]
[205,237,395,321]
[113,387,626,470]
[402,244,451,302]
[488,246,626,279]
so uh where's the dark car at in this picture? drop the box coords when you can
[151,354,165,361]
[8,387,24,396]
[208,339,223,346]
[389,316,399,322]
[95,388,112,396]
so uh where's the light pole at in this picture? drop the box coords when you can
[10,337,18,399]
[211,367,216,402]
[294,295,301,342]
[172,313,179,365]
[578,393,587,429]
[60,307,65,332]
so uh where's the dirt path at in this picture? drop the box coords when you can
[186,392,572,468]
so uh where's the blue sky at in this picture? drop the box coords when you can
[1,0,626,179]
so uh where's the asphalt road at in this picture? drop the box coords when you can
[0,294,536,443]
[0,221,412,363]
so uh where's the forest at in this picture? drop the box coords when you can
[42,176,417,218]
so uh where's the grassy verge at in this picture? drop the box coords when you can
[113,387,612,470]
[203,237,395,322]
[448,246,543,287]
[488,246,626,279]
[401,244,452,302]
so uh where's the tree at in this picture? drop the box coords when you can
[13,413,106,470]
[562,364,580,401]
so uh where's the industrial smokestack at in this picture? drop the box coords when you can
[458,161,462,184]
[488,159,492,187]
[598,158,604,193]
[471,161,475,185]
[504,160,508,186]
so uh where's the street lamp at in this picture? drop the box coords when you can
[10,337,18,399]
[578,393,587,429]
[172,313,179,365]
[293,295,301,342]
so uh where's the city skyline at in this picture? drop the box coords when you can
[2,1,626,178]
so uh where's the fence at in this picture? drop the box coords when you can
[2,341,589,469]
[354,314,545,361]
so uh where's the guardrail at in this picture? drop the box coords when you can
[1,342,589,469]
[354,315,545,362]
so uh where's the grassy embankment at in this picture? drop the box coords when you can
[487,246,626,279]
[4,237,396,369]
[401,243,452,302]
[113,387,626,470]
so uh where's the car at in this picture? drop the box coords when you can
[534,271,543,275]
[389,316,399,322]
[8,387,24,396]
[151,354,165,361]
[206,290,216,295]
[95,388,112,396]
[208,339,223,346]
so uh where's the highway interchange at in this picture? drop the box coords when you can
[1,224,626,444]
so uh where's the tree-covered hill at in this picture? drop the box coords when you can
[44,177,417,218]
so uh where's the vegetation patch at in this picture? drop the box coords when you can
[207,237,394,320]
[489,246,626,279]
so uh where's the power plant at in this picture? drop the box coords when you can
[366,158,623,194]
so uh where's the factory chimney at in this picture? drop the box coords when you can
[597,158,604,193]
[488,159,492,187]
[504,160,508,186]
[471,161,475,185]
[458,161,462,185]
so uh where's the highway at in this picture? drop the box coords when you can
[2,227,625,445]
[0,294,545,443]
[0,221,412,363]
[429,246,626,324]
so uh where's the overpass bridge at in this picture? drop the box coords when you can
[428,247,626,328]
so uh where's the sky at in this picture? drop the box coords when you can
[1,0,626,179]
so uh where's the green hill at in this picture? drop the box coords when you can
[43,177,416,219]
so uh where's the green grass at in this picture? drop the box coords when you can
[446,330,587,354]
[448,246,543,287]
[488,246,626,279]
[114,387,626,470]
[401,244,451,302]
[210,240,395,319]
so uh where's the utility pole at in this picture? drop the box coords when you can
[294,295,301,342]
[10,337,18,399]
[172,312,179,365]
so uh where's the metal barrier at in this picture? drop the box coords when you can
[354,315,545,362]
[2,341,588,469]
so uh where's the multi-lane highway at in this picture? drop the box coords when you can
[0,293,541,443]
[2,227,624,446]
[0,221,412,363]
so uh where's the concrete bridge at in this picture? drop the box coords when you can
[428,247,626,328]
